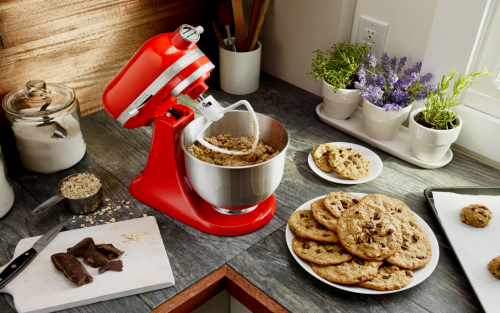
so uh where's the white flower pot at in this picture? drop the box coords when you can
[321,79,361,120]
[362,99,413,141]
[409,107,462,163]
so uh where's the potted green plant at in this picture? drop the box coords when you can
[409,68,490,162]
[308,42,368,120]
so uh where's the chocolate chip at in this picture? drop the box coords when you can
[356,237,363,244]
[344,161,350,166]
[373,230,378,234]
[322,234,328,237]
[323,215,330,220]
[340,154,344,158]
[374,212,380,220]
[315,249,321,253]
[484,207,489,210]
[327,249,334,253]
[355,259,364,265]
[381,242,386,248]
[357,166,361,169]
[317,225,325,230]
[387,229,394,235]
[382,275,391,279]
[337,206,342,210]
[406,271,413,277]
[479,211,485,215]
[416,255,423,259]
[471,208,475,211]
[367,236,375,244]
[358,276,363,281]
[355,154,361,158]
[347,148,352,151]
[409,222,414,227]
[355,211,360,214]
[348,155,353,160]
[365,222,374,229]
[401,245,408,250]
[306,226,310,229]
[300,214,304,218]
[339,149,343,153]
[376,223,382,228]
[412,235,419,242]
[397,208,402,213]
[391,213,395,215]
[303,244,310,249]
[367,230,374,236]
[353,199,359,204]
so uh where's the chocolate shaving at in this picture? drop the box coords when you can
[98,260,123,274]
[96,244,124,260]
[51,253,93,286]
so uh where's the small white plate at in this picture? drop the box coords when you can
[285,193,440,295]
[308,142,383,184]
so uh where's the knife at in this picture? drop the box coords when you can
[0,217,70,289]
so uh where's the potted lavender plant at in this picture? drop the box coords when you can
[308,42,368,120]
[355,53,436,141]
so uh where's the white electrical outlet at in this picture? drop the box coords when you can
[356,16,389,59]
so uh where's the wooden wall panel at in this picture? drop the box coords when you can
[0,0,219,116]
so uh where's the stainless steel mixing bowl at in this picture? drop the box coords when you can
[181,111,289,214]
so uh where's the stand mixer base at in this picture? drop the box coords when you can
[211,205,258,215]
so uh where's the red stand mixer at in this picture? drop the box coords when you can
[102,24,289,236]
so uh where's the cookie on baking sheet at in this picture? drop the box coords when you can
[488,256,500,279]
[323,191,361,218]
[311,198,338,232]
[356,264,414,291]
[385,220,432,269]
[461,204,493,228]
[337,204,402,261]
[311,258,383,284]
[358,194,418,224]
[328,146,371,180]
[292,236,353,265]
[288,210,340,243]
[312,144,338,173]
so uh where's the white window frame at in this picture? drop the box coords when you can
[418,0,500,164]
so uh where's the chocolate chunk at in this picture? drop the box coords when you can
[95,244,124,260]
[373,230,378,234]
[401,245,408,250]
[416,255,423,259]
[306,226,310,229]
[98,260,123,274]
[367,236,375,244]
[341,200,347,205]
[355,211,360,214]
[405,271,413,277]
[51,253,93,286]
[479,211,485,215]
[382,275,391,279]
[365,222,374,229]
[381,242,386,248]
[397,208,402,213]
[303,243,310,249]
[376,223,382,228]
[356,237,363,244]
[322,234,328,237]
[348,155,354,160]
[344,161,351,166]
[367,230,374,236]
[300,214,304,218]
[315,249,321,253]
[471,208,475,211]
[374,212,380,220]
[339,149,343,153]
[412,235,419,242]
[353,199,359,204]
[317,225,325,230]
[355,259,364,265]
[387,229,394,235]
[358,276,363,281]
[322,215,330,220]
[67,237,95,256]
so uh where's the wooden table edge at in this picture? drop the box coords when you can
[151,265,288,313]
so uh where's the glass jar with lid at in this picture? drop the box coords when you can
[0,145,15,218]
[2,80,86,173]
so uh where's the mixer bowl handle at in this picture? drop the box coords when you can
[195,96,260,155]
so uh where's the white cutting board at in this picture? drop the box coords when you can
[0,216,175,313]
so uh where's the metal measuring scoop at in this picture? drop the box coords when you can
[32,173,103,215]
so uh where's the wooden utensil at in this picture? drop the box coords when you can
[248,0,270,52]
[231,0,247,52]
[217,2,234,49]
[245,0,262,52]
[212,22,226,49]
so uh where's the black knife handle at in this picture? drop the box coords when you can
[0,248,37,290]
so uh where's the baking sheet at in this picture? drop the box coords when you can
[432,191,500,313]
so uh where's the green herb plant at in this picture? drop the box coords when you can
[308,42,368,92]
[416,68,490,130]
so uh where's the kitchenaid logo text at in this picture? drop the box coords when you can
[172,50,204,72]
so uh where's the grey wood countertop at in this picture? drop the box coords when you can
[0,72,494,312]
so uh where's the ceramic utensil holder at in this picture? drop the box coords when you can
[219,38,261,95]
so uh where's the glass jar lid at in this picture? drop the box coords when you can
[1,80,76,118]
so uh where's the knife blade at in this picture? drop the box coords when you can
[0,217,70,290]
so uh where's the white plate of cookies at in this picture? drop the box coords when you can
[286,192,439,294]
[308,142,383,184]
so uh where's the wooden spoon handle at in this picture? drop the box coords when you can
[213,23,226,49]
[246,0,262,52]
[248,0,270,52]
[231,0,247,51]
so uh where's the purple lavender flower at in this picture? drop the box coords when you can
[366,54,377,68]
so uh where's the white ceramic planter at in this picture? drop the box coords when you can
[409,107,462,163]
[321,79,361,120]
[362,99,413,141]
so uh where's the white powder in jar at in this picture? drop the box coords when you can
[12,113,86,173]
[0,147,15,218]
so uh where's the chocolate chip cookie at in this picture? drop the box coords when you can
[323,191,361,218]
[328,146,371,180]
[356,264,414,291]
[312,144,338,173]
[311,198,338,232]
[288,210,340,243]
[292,236,354,265]
[311,258,383,284]
[337,204,403,261]
[385,220,432,269]
[461,204,493,227]
[488,256,500,279]
[358,194,418,224]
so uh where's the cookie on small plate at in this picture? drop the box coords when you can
[324,191,361,218]
[292,236,353,265]
[311,144,338,173]
[358,194,418,224]
[356,264,414,291]
[488,256,500,279]
[288,210,340,243]
[461,204,492,227]
[385,220,432,269]
[311,198,338,232]
[311,258,383,284]
[337,204,403,261]
[328,146,371,180]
